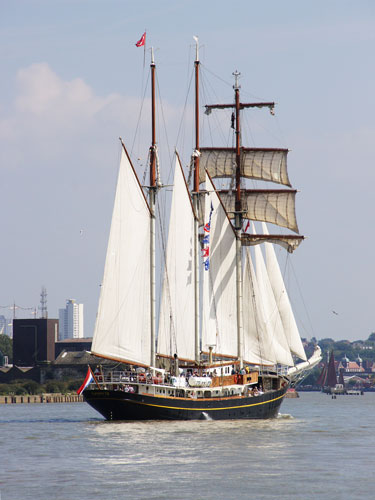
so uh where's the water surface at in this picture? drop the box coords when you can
[0,392,373,499]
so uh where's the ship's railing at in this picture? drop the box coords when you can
[91,371,217,388]
[92,370,166,386]
[276,365,289,377]
[90,370,262,390]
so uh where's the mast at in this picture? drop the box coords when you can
[193,36,200,364]
[150,47,156,368]
[233,71,244,369]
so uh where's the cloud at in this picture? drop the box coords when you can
[1,62,184,175]
[0,62,186,333]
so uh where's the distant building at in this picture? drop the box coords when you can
[55,338,92,358]
[0,315,9,336]
[58,299,84,340]
[13,318,58,366]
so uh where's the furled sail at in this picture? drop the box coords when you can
[253,228,294,366]
[202,174,237,358]
[241,233,303,253]
[199,148,291,186]
[219,189,299,233]
[262,223,306,360]
[91,146,151,366]
[242,250,277,365]
[157,155,196,361]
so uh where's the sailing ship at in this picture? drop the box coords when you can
[318,351,348,395]
[82,39,321,420]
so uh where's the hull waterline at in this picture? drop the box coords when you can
[83,386,288,421]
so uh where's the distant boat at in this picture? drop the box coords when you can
[317,351,364,396]
[317,351,338,392]
[81,38,321,421]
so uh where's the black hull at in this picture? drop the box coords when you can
[83,386,287,421]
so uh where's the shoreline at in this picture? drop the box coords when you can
[0,393,83,404]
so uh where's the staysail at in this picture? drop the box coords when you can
[242,249,277,365]
[157,155,196,361]
[253,226,294,366]
[262,222,306,360]
[91,146,151,366]
[202,173,237,358]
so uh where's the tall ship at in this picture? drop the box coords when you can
[82,39,321,420]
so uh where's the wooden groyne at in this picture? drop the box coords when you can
[0,393,83,404]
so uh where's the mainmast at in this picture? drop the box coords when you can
[233,71,244,368]
[204,75,278,367]
[193,36,200,364]
[150,47,157,369]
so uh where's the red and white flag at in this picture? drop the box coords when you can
[135,32,146,47]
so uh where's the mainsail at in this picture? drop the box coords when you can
[91,146,151,366]
[202,173,237,358]
[157,155,196,361]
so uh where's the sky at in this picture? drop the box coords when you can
[1,0,374,342]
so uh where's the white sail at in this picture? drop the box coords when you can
[202,174,237,358]
[243,250,276,365]
[253,227,294,366]
[157,155,195,361]
[219,189,299,233]
[262,222,307,361]
[91,147,151,366]
[199,148,291,186]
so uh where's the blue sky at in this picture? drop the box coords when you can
[1,0,375,341]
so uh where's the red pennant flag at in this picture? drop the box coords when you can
[135,32,146,47]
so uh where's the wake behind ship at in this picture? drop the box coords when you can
[81,38,321,421]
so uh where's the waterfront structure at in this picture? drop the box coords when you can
[58,299,84,340]
[13,318,57,366]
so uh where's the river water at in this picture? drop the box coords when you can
[0,392,373,499]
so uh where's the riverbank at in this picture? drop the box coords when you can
[0,393,83,404]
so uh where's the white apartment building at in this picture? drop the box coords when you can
[58,299,84,340]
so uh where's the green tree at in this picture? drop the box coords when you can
[23,380,42,394]
[45,380,66,393]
